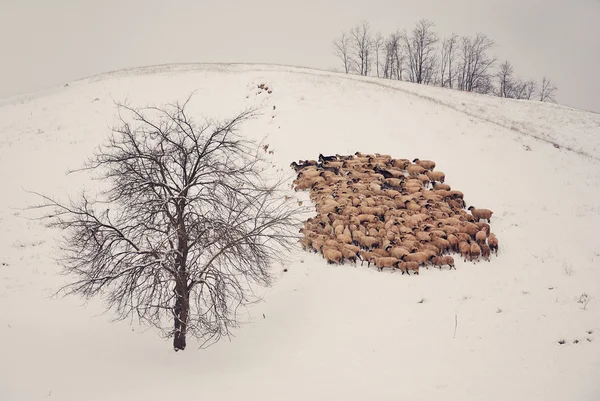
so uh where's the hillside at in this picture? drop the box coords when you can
[1,64,599,401]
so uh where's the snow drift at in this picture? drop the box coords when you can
[1,64,600,401]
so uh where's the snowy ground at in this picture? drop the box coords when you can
[1,64,600,401]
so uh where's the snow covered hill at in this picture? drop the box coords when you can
[1,64,599,401]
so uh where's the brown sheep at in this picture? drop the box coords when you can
[417,174,431,186]
[413,158,436,170]
[459,241,470,262]
[387,246,410,259]
[476,222,491,234]
[337,233,353,244]
[312,239,325,254]
[433,182,451,191]
[292,153,499,271]
[374,257,400,272]
[343,244,361,254]
[403,252,433,265]
[340,247,359,264]
[426,170,445,183]
[488,233,499,255]
[448,190,464,199]
[431,237,451,253]
[323,248,343,264]
[460,222,480,237]
[475,230,487,244]
[398,261,420,275]
[481,244,491,262]
[358,250,379,267]
[447,234,459,252]
[324,239,340,250]
[432,255,455,270]
[468,206,494,222]
[456,232,472,243]
[470,242,481,262]
[406,164,426,176]
[371,248,391,258]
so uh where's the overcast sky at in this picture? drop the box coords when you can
[1,0,599,112]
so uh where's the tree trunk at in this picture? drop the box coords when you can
[173,285,190,351]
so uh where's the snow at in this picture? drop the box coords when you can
[1,63,600,401]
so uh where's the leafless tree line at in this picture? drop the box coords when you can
[332,19,557,102]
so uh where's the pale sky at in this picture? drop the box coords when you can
[1,0,599,112]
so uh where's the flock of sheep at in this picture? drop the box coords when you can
[291,153,499,275]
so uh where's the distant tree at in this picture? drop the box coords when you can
[333,31,353,74]
[538,77,557,102]
[457,33,496,94]
[496,60,515,98]
[383,32,404,80]
[350,21,374,76]
[439,33,459,88]
[30,96,300,351]
[402,19,439,84]
[522,80,537,100]
[373,32,385,78]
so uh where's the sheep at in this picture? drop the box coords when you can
[488,233,499,254]
[403,252,433,265]
[431,237,451,254]
[456,232,472,243]
[318,153,337,163]
[324,239,340,250]
[358,250,379,267]
[426,171,445,183]
[337,233,353,244]
[468,206,494,222]
[358,235,380,249]
[481,244,491,262]
[340,247,359,264]
[412,158,436,170]
[476,222,491,234]
[460,222,480,237]
[447,234,459,252]
[432,255,455,270]
[398,261,420,275]
[475,230,487,244]
[469,242,481,262]
[310,238,324,253]
[323,248,343,264]
[391,159,410,169]
[406,164,426,176]
[371,248,391,258]
[415,231,431,242]
[343,243,361,254]
[299,236,312,250]
[417,174,431,186]
[292,153,499,272]
[386,246,410,259]
[459,241,470,262]
[374,257,399,272]
[433,182,451,191]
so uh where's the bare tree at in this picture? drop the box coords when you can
[402,19,439,84]
[350,21,373,76]
[539,77,557,102]
[457,33,496,94]
[333,31,353,74]
[383,32,404,80]
[30,96,300,351]
[522,80,537,100]
[496,60,515,98]
[439,33,459,88]
[373,32,385,78]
